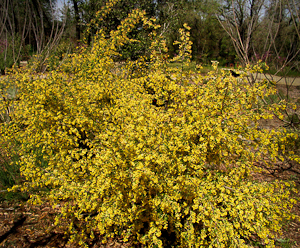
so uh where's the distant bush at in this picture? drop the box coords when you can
[1,6,299,248]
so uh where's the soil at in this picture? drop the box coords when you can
[1,79,300,247]
[258,83,300,130]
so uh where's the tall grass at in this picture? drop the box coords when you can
[0,140,27,201]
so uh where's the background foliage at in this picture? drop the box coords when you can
[1,0,299,73]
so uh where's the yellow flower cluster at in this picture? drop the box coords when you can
[172,23,193,65]
[1,7,298,248]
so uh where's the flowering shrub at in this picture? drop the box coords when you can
[1,5,299,248]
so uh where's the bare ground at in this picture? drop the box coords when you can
[254,73,300,87]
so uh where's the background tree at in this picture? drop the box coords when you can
[217,0,265,66]
[85,0,157,59]
[0,0,299,72]
[217,0,300,72]
[70,0,82,41]
[0,0,66,73]
[155,0,234,64]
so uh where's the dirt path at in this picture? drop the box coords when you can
[253,73,300,86]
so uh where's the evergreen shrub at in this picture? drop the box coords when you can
[1,5,299,248]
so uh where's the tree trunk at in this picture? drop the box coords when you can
[72,0,80,41]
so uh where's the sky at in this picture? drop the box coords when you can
[56,0,66,10]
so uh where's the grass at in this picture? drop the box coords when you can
[0,140,25,202]
[167,61,227,75]
[0,155,20,187]
[167,61,198,72]
[0,77,27,201]
[168,60,300,78]
[276,239,297,248]
[265,68,300,78]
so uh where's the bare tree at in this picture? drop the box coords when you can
[217,0,265,66]
[217,0,299,72]
[0,0,66,73]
